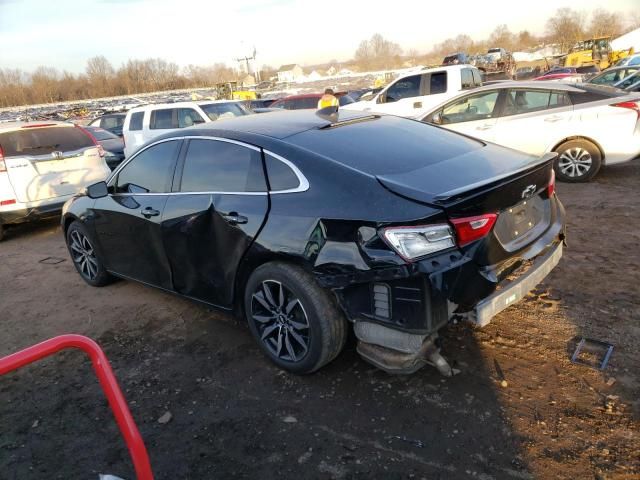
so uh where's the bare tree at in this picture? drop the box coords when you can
[355,33,402,71]
[588,8,623,38]
[86,56,115,97]
[546,8,586,52]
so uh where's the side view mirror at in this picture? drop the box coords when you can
[86,181,108,199]
[431,112,443,124]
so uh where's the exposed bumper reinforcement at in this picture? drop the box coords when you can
[471,241,563,327]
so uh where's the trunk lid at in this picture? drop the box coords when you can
[377,146,556,265]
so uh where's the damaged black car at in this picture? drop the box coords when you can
[61,110,566,375]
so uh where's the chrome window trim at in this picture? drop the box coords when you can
[108,135,309,196]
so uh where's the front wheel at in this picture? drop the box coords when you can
[554,139,602,183]
[244,262,347,374]
[66,221,113,287]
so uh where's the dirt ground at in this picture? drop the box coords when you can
[1,161,639,480]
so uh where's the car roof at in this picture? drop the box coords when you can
[128,100,242,113]
[464,81,586,93]
[156,109,380,140]
[0,121,72,133]
[273,92,348,101]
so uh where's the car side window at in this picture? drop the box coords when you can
[129,112,144,131]
[179,139,266,193]
[429,72,447,94]
[502,90,569,116]
[150,109,177,129]
[461,68,474,89]
[385,75,421,102]
[115,140,179,193]
[441,91,499,124]
[265,154,300,191]
[471,69,482,87]
[178,108,204,128]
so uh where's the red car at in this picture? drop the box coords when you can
[269,92,355,110]
[533,67,579,81]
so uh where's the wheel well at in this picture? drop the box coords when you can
[62,215,77,235]
[551,136,605,163]
[232,252,312,318]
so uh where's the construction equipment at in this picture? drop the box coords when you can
[564,36,634,69]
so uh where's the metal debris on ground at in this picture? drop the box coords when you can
[570,338,614,370]
[39,257,66,265]
[389,435,425,448]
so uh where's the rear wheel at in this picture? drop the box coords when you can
[554,139,602,183]
[244,262,347,374]
[66,221,113,287]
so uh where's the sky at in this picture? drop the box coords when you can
[0,0,638,73]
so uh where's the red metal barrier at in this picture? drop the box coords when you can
[0,334,154,480]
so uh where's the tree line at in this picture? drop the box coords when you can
[1,7,638,108]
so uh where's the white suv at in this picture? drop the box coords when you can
[0,122,110,240]
[342,65,483,118]
[122,100,250,157]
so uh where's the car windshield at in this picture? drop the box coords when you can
[87,127,118,141]
[199,103,248,121]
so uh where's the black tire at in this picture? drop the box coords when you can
[0,224,4,242]
[553,139,602,183]
[244,262,348,374]
[65,221,113,287]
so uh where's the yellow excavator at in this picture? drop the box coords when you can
[564,36,634,69]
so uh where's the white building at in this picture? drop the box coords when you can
[277,64,304,83]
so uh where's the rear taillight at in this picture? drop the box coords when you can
[548,168,556,197]
[450,214,498,247]
[76,125,105,157]
[611,100,640,120]
[0,145,5,172]
[1,199,16,206]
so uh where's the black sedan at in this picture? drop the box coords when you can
[62,110,566,374]
[83,125,125,170]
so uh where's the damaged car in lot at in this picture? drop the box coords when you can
[61,110,565,375]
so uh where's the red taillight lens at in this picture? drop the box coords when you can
[548,168,556,197]
[611,100,640,120]
[1,199,16,206]
[450,214,498,247]
[76,125,105,157]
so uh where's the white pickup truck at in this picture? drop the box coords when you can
[343,64,483,118]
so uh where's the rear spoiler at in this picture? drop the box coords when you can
[432,152,557,204]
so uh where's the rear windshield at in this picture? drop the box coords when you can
[570,84,627,104]
[0,126,93,157]
[288,115,482,175]
[200,103,248,120]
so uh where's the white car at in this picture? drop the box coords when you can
[122,100,250,158]
[0,122,110,240]
[342,65,483,118]
[420,82,640,182]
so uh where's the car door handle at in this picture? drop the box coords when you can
[544,115,563,122]
[222,212,248,225]
[141,207,160,218]
[476,124,493,130]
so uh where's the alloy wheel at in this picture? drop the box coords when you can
[250,280,310,362]
[69,230,99,280]
[558,147,593,178]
